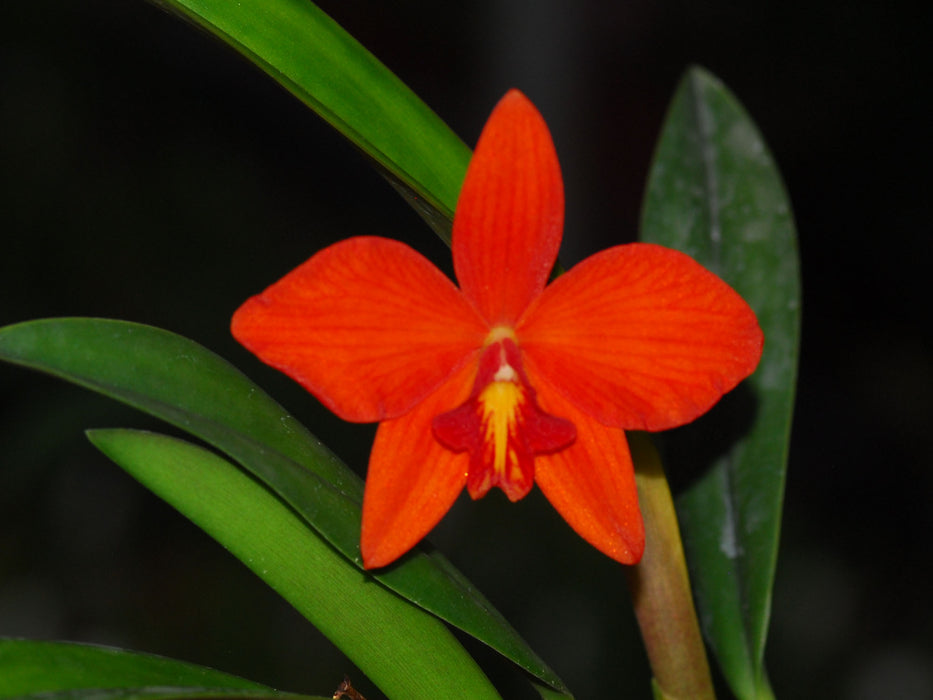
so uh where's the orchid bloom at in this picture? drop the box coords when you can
[232,90,763,569]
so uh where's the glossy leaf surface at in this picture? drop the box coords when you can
[0,637,315,699]
[640,66,800,700]
[150,0,470,239]
[0,318,568,695]
[85,429,499,700]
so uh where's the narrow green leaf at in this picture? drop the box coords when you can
[3,693,313,700]
[0,318,568,695]
[639,66,800,700]
[149,0,470,240]
[86,429,500,700]
[3,692,309,700]
[0,637,317,699]
[533,681,580,700]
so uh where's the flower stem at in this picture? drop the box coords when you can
[625,433,715,700]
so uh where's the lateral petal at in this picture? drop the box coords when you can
[232,236,487,423]
[533,380,645,564]
[453,90,564,325]
[518,243,764,431]
[361,363,473,568]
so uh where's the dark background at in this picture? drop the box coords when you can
[2,1,930,698]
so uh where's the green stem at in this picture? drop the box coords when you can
[625,433,715,700]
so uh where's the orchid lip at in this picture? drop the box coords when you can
[432,338,576,502]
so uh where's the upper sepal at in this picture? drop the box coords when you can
[452,90,564,325]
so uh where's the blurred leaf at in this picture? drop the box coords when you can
[149,0,471,240]
[640,66,800,700]
[85,429,500,700]
[0,318,568,696]
[0,637,316,699]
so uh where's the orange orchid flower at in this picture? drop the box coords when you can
[231,90,763,569]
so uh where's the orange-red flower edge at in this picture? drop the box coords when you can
[231,90,764,569]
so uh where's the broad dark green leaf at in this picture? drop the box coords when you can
[85,429,500,700]
[149,0,471,240]
[0,318,568,696]
[0,637,316,699]
[639,66,800,700]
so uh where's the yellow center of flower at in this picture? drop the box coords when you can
[478,369,523,490]
[484,325,517,347]
[433,337,576,501]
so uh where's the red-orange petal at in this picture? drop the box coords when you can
[452,89,564,325]
[518,243,764,431]
[532,379,645,564]
[232,236,487,423]
[361,363,473,568]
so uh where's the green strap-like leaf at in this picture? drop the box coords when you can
[149,0,470,240]
[0,637,317,699]
[639,66,800,700]
[2,692,310,700]
[85,430,500,700]
[0,318,568,696]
